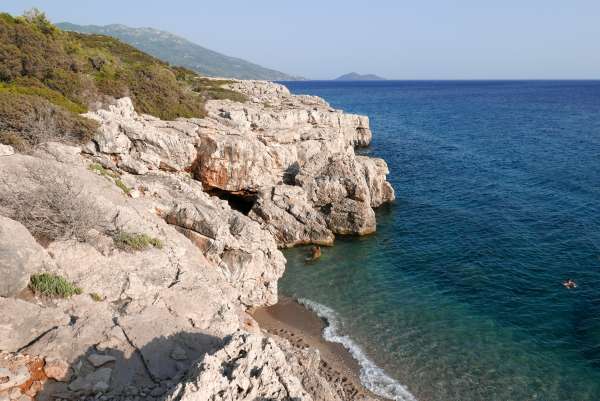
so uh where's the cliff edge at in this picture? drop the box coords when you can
[0,79,392,401]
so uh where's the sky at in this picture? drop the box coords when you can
[2,0,600,80]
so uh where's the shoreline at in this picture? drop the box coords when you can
[252,296,387,401]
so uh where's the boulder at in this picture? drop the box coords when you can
[357,156,395,207]
[0,216,49,297]
[249,185,334,247]
[295,153,376,235]
[43,357,71,382]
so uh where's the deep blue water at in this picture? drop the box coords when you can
[278,81,600,401]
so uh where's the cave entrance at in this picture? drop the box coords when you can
[207,188,257,215]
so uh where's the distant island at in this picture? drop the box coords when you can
[335,72,386,81]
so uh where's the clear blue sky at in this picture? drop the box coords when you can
[3,0,600,79]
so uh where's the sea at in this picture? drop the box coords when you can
[278,80,600,401]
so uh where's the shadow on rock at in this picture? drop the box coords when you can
[34,331,222,401]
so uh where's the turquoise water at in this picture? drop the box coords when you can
[279,81,600,401]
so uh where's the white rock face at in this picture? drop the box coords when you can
[166,332,314,401]
[0,144,14,156]
[84,80,393,247]
[84,98,197,171]
[0,298,70,352]
[0,154,252,394]
[0,79,394,400]
[249,185,335,247]
[0,216,51,297]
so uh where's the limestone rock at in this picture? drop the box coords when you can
[0,216,49,297]
[249,185,334,247]
[0,144,14,157]
[85,98,197,171]
[87,354,116,368]
[0,299,70,352]
[33,142,82,165]
[68,367,112,394]
[357,156,395,207]
[166,332,313,401]
[117,154,148,175]
[43,357,71,382]
[85,80,393,246]
[295,153,376,235]
[0,365,29,392]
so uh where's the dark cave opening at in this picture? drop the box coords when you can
[207,188,257,215]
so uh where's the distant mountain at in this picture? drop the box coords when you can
[57,22,301,81]
[335,72,386,81]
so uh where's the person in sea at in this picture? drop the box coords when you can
[563,279,577,289]
[306,246,322,261]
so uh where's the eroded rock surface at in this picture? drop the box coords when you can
[0,216,50,297]
[0,80,395,401]
[166,332,317,401]
[83,80,394,247]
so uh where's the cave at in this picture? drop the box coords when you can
[207,188,257,215]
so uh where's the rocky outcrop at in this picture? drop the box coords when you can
[166,331,343,401]
[248,185,335,247]
[82,80,393,247]
[0,152,256,398]
[0,79,394,401]
[84,98,198,172]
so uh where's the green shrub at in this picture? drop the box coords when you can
[88,163,133,195]
[192,78,248,103]
[29,273,82,298]
[0,91,98,151]
[113,231,163,251]
[0,82,87,113]
[0,131,28,152]
[0,10,249,149]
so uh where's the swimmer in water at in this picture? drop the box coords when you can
[563,279,577,289]
[305,246,322,262]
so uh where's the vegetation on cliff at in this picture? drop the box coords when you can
[0,9,246,151]
[57,22,301,80]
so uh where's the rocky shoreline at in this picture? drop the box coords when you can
[0,80,394,401]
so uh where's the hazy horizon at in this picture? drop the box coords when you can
[3,0,600,80]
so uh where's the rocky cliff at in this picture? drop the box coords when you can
[0,80,392,401]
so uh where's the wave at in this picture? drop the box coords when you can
[298,298,418,401]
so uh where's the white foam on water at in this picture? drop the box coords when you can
[298,298,418,401]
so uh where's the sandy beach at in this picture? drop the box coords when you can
[252,296,385,401]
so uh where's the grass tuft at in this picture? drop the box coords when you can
[113,231,163,251]
[88,163,132,194]
[90,292,103,302]
[29,273,82,298]
[114,178,130,194]
[88,162,118,179]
